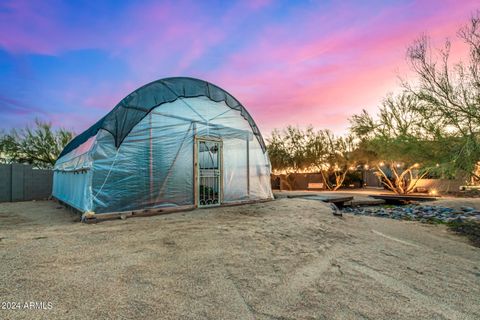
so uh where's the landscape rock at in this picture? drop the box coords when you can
[342,204,480,225]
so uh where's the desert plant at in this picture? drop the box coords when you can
[403,11,480,182]
[0,120,74,169]
[268,126,359,191]
[350,93,445,194]
[305,129,358,190]
[267,126,310,189]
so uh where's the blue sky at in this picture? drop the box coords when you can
[0,0,477,135]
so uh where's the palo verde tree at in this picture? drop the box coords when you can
[267,126,359,191]
[266,129,290,173]
[0,120,74,169]
[267,126,309,173]
[304,129,358,190]
[267,126,310,189]
[403,11,480,182]
[350,92,447,194]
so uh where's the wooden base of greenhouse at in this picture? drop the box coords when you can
[53,197,274,223]
[84,205,197,223]
[84,199,274,223]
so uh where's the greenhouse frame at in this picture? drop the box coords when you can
[53,77,273,215]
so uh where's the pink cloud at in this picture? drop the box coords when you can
[207,0,480,136]
[0,0,225,75]
[0,0,60,54]
[1,0,478,137]
[244,0,272,10]
[0,0,110,55]
[0,95,46,116]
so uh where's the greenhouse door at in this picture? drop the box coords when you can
[196,138,222,207]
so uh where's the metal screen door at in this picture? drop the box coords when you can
[197,139,222,207]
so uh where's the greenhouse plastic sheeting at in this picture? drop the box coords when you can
[52,170,92,211]
[53,94,273,214]
[59,77,266,158]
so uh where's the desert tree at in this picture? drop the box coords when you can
[403,11,480,182]
[268,126,359,191]
[267,126,310,189]
[305,129,358,190]
[350,92,446,194]
[266,129,290,173]
[0,120,74,169]
[267,126,310,173]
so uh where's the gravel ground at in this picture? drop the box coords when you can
[342,204,480,223]
[1,199,479,319]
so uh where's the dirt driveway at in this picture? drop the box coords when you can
[1,199,479,319]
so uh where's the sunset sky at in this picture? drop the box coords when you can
[0,0,478,136]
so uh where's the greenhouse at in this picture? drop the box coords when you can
[53,77,273,214]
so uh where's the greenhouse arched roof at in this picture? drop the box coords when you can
[59,77,266,158]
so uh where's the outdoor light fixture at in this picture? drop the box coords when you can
[429,189,438,196]
[364,164,369,169]
[379,162,385,166]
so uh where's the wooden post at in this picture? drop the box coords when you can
[193,123,198,207]
[149,113,153,205]
[220,141,224,204]
[246,133,250,197]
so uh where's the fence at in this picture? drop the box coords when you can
[0,164,53,202]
